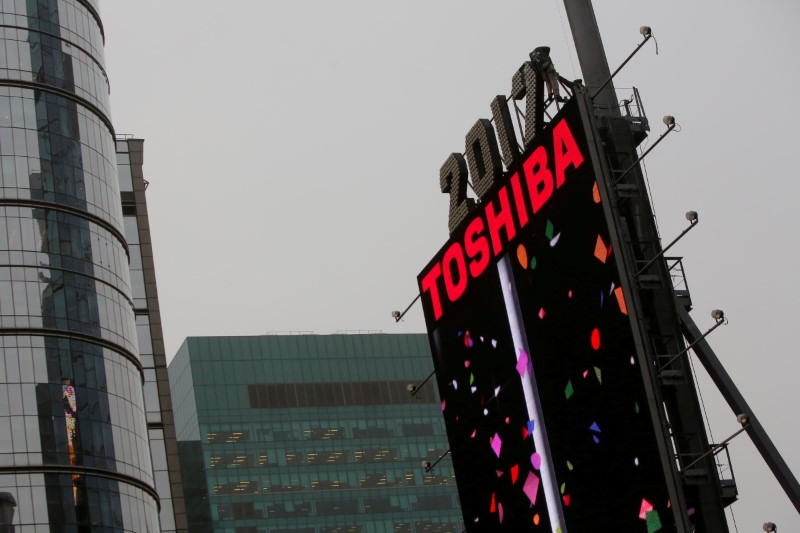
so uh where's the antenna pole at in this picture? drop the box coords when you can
[561,0,620,116]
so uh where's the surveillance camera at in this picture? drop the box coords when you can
[737,413,749,427]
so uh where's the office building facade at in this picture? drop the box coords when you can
[169,334,463,533]
[0,2,161,530]
[117,138,187,532]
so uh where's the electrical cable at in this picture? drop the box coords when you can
[553,0,578,79]
[687,350,741,532]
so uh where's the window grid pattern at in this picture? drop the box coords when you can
[169,334,464,533]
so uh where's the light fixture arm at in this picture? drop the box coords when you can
[424,448,452,473]
[681,424,749,472]
[658,315,725,373]
[611,122,676,186]
[591,32,652,100]
[394,293,421,323]
[636,217,699,277]
[410,369,436,397]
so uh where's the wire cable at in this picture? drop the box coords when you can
[553,0,578,79]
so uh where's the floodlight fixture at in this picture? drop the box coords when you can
[423,449,451,472]
[640,26,652,37]
[636,210,700,276]
[392,294,421,322]
[711,309,725,323]
[737,413,749,427]
[408,369,435,398]
[663,115,675,126]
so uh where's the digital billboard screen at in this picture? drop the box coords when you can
[419,98,676,532]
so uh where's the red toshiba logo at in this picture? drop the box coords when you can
[420,117,584,320]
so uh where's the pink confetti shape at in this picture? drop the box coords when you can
[568,289,573,298]
[538,307,546,319]
[498,503,504,524]
[516,349,530,379]
[505,417,510,424]
[491,433,502,458]
[496,470,504,477]
[523,470,540,505]
[583,370,589,378]
[441,400,446,412]
[531,452,542,470]
[639,498,654,520]
[470,429,477,438]
[464,360,471,368]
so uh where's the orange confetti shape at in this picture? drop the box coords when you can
[594,235,609,264]
[533,514,540,526]
[614,287,628,315]
[592,181,601,203]
[517,244,528,269]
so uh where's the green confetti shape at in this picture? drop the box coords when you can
[560,482,566,495]
[646,510,662,533]
[469,373,475,385]
[530,256,537,270]
[567,460,574,471]
[594,366,602,384]
[545,219,554,240]
[565,380,574,400]
[635,401,640,414]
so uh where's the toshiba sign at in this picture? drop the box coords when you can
[418,99,586,323]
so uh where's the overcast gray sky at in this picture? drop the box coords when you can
[101,1,800,530]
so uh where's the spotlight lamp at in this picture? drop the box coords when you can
[663,115,675,126]
[406,384,417,394]
[711,309,725,322]
[640,25,652,37]
[763,522,777,532]
[391,310,401,319]
[736,413,749,427]
[421,460,431,470]
[685,210,698,223]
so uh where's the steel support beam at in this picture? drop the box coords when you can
[676,303,800,514]
[562,0,619,115]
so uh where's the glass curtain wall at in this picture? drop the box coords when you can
[0,1,160,530]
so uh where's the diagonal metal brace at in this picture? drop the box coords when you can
[676,301,800,514]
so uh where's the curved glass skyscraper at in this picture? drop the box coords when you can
[0,1,160,530]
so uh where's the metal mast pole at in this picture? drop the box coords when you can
[561,0,619,116]
[561,2,730,531]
